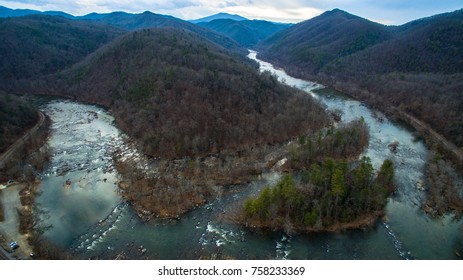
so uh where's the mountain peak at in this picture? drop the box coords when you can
[190,12,248,23]
[323,8,355,18]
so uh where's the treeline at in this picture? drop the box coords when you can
[423,152,463,216]
[0,15,126,92]
[50,28,329,158]
[0,92,38,154]
[243,157,394,232]
[288,119,369,169]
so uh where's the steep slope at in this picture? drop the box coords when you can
[327,9,463,75]
[260,8,463,150]
[321,9,463,148]
[50,28,329,158]
[0,93,38,154]
[197,19,290,47]
[258,8,392,73]
[0,15,126,92]
[82,11,245,54]
[190,12,248,23]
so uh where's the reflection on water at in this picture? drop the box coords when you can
[37,101,122,246]
[35,53,462,259]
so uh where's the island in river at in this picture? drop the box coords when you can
[236,120,395,233]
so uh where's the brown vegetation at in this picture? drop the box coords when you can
[423,152,463,216]
[0,15,126,93]
[45,28,329,159]
[0,101,52,257]
[0,95,50,226]
[0,92,38,155]
[0,111,51,182]
[258,8,463,152]
[115,142,291,219]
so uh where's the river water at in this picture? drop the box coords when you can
[34,52,463,259]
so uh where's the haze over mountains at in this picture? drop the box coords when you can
[0,5,74,18]
[189,12,248,23]
[198,19,290,48]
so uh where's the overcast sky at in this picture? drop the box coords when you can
[0,0,461,24]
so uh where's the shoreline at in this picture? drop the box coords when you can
[256,53,463,169]
[225,210,384,234]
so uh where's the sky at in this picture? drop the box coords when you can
[0,0,462,24]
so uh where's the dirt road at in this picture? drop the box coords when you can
[0,111,45,169]
[0,183,34,259]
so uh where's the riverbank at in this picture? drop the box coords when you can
[255,53,463,220]
[23,57,463,260]
[256,54,463,169]
[228,209,384,234]
[0,105,51,259]
[115,140,294,220]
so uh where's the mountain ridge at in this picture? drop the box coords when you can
[197,18,290,47]
[0,14,127,92]
[0,5,74,18]
[258,8,463,149]
[190,12,248,23]
[43,27,329,158]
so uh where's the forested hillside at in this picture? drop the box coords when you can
[0,93,38,154]
[258,9,392,73]
[190,12,248,23]
[81,11,245,54]
[0,15,126,92]
[258,8,463,149]
[0,5,73,18]
[48,28,329,158]
[197,19,290,47]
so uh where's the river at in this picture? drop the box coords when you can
[33,52,463,259]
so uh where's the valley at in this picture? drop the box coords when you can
[0,4,462,260]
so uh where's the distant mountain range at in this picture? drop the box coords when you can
[0,5,74,18]
[0,5,286,48]
[0,10,246,92]
[0,6,248,23]
[198,19,291,48]
[1,4,462,152]
[189,12,248,23]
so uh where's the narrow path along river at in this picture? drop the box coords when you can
[34,53,463,259]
